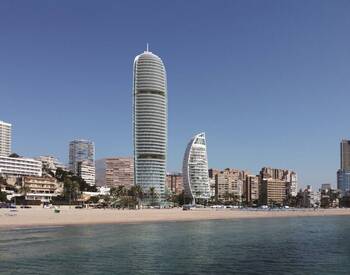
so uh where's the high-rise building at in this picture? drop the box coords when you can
[133,48,167,199]
[0,120,11,157]
[244,174,259,204]
[341,139,350,170]
[259,178,287,206]
[95,157,134,188]
[69,140,95,185]
[183,133,210,203]
[77,160,96,186]
[338,140,350,194]
[166,172,183,195]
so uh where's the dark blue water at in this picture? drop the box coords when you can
[1,216,350,274]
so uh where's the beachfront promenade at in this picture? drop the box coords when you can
[1,207,350,228]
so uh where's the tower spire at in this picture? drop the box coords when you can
[146,43,149,52]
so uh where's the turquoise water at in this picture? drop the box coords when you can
[1,216,350,274]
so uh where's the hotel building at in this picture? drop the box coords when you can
[0,156,42,177]
[77,160,96,186]
[183,133,210,203]
[0,120,11,157]
[22,176,63,203]
[133,48,167,199]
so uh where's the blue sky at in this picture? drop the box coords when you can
[1,0,350,188]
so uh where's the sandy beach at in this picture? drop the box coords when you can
[1,207,350,228]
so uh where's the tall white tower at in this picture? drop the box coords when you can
[0,120,12,157]
[133,47,167,200]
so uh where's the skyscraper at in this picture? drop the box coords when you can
[69,139,95,186]
[182,133,210,203]
[340,139,350,170]
[338,139,350,194]
[0,120,11,157]
[133,47,167,200]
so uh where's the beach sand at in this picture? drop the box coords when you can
[1,207,350,228]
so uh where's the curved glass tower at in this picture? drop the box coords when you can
[182,133,210,203]
[133,48,167,200]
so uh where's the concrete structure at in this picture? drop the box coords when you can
[77,160,96,186]
[259,178,287,206]
[338,140,350,194]
[22,176,62,202]
[166,172,183,195]
[0,156,42,177]
[69,140,95,174]
[0,120,11,157]
[214,168,245,203]
[182,133,210,203]
[298,185,320,208]
[95,157,134,188]
[244,174,259,204]
[35,155,66,174]
[133,48,167,199]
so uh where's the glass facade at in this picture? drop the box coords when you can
[133,50,167,199]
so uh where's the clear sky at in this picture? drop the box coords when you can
[1,0,350,189]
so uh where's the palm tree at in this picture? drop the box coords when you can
[64,178,80,206]
[18,184,31,205]
[148,187,158,206]
[129,185,144,209]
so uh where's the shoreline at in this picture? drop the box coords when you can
[1,207,350,229]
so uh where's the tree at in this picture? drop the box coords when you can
[148,187,158,206]
[0,191,7,202]
[129,185,144,209]
[63,178,80,205]
[9,153,20,158]
[0,176,7,187]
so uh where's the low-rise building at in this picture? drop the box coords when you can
[0,156,42,177]
[22,176,62,203]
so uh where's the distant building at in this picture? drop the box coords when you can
[69,140,94,174]
[77,160,96,186]
[259,178,286,206]
[69,140,95,186]
[298,185,320,208]
[338,140,350,194]
[166,172,183,195]
[0,156,42,177]
[320,184,340,208]
[183,133,210,203]
[35,155,66,174]
[244,174,259,205]
[214,168,245,203]
[0,120,11,157]
[22,176,63,203]
[95,157,134,188]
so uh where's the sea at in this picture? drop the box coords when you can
[1,216,350,274]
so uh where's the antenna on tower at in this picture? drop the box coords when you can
[146,43,149,52]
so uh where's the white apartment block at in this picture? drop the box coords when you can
[77,160,96,186]
[0,121,11,157]
[0,156,42,177]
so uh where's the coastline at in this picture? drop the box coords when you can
[1,207,350,229]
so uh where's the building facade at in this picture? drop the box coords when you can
[133,48,167,199]
[338,140,350,194]
[0,120,11,157]
[77,160,96,186]
[69,140,95,186]
[244,174,259,205]
[69,140,95,174]
[182,133,210,203]
[105,157,134,188]
[259,178,287,206]
[23,176,62,203]
[215,168,245,203]
[35,155,66,174]
[0,156,42,177]
[166,172,183,195]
